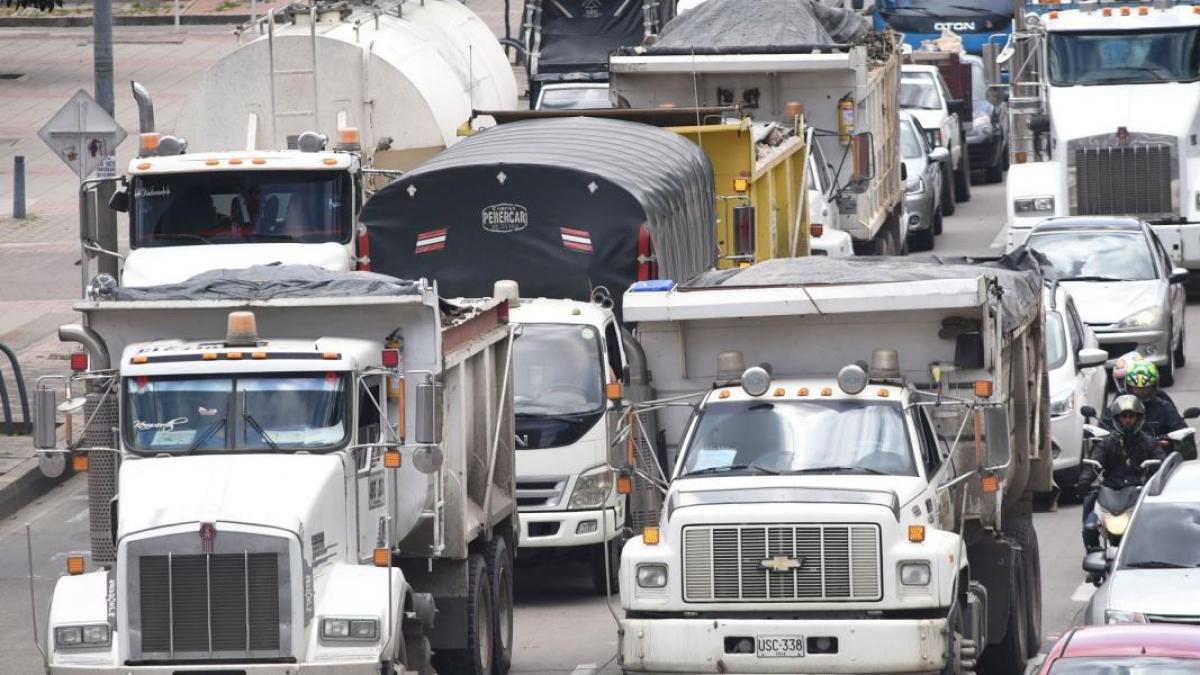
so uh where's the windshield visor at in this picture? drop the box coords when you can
[681,400,917,477]
[1049,29,1200,86]
[131,169,352,248]
[125,373,349,454]
[1028,232,1157,281]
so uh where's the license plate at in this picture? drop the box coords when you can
[755,635,805,658]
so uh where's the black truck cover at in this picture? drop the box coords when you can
[360,117,716,309]
[534,0,647,80]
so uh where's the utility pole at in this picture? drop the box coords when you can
[93,0,120,279]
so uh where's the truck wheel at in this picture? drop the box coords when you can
[487,537,514,675]
[941,164,957,217]
[1007,517,1043,658]
[590,537,622,595]
[976,549,1029,675]
[954,148,972,203]
[431,554,493,675]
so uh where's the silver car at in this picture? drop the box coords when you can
[900,112,949,252]
[1026,217,1189,385]
[1085,457,1200,625]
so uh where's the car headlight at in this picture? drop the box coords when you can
[321,617,380,641]
[899,562,931,586]
[1114,306,1163,330]
[636,563,668,588]
[905,176,925,195]
[1014,196,1055,215]
[54,624,110,650]
[1106,609,1148,624]
[568,466,613,510]
[1051,391,1074,417]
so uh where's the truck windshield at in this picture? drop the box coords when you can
[900,73,942,110]
[1027,232,1157,282]
[681,400,917,477]
[125,373,348,454]
[538,87,613,110]
[1049,29,1200,86]
[130,169,352,248]
[512,323,606,449]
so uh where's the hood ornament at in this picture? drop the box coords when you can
[200,522,217,554]
[761,555,802,573]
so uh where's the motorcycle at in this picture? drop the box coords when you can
[1082,404,1200,461]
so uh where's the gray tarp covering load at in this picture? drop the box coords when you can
[361,116,716,313]
[681,250,1046,334]
[650,0,868,50]
[111,264,422,301]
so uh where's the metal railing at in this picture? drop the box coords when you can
[0,343,31,436]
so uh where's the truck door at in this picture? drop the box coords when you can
[809,146,842,234]
[355,376,389,560]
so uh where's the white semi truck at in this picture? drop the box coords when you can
[34,266,517,675]
[95,0,518,287]
[616,256,1051,675]
[1003,0,1200,268]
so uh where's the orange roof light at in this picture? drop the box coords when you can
[1101,7,1111,16]
[878,389,890,398]
[773,387,785,397]
[226,352,244,360]
[642,526,660,545]
[202,352,218,361]
[1138,6,1148,15]
[1048,11,1057,19]
[66,555,85,575]
[981,474,1000,493]
[251,351,267,360]
[373,548,391,567]
[339,127,360,145]
[323,158,339,166]
[821,387,833,397]
[136,162,151,170]
[323,352,341,360]
[131,355,149,364]
[719,389,731,399]
[251,158,266,165]
[205,159,220,166]
[1119,6,1129,15]
[797,387,809,396]
[383,449,402,469]
[908,525,926,543]
[228,158,243,165]
[975,380,994,398]
[139,132,160,154]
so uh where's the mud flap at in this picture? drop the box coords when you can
[965,526,1019,646]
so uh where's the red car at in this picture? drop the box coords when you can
[1039,624,1200,674]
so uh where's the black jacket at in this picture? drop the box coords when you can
[1077,430,1166,493]
[1100,392,1186,439]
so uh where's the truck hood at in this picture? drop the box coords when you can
[1059,279,1162,326]
[118,453,346,537]
[670,474,927,513]
[122,242,351,287]
[1049,83,1200,142]
[1107,568,1200,618]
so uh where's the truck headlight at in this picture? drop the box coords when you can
[568,466,613,510]
[905,176,925,195]
[1014,196,1055,215]
[899,562,931,586]
[636,563,668,588]
[321,617,379,641]
[54,624,110,649]
[1114,306,1163,330]
[1106,609,1148,624]
[1051,391,1074,417]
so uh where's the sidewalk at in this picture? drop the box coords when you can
[0,0,292,26]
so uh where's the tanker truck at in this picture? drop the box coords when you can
[96,0,518,288]
[616,254,1051,675]
[33,265,518,675]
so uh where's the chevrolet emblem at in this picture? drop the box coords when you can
[760,555,802,573]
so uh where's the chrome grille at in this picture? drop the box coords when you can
[1072,144,1174,218]
[516,476,567,510]
[682,524,881,603]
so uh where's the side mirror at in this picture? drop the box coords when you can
[414,377,442,445]
[980,405,1011,469]
[1170,267,1190,284]
[1082,550,1110,576]
[1081,405,1098,420]
[928,146,950,163]
[1167,428,1196,442]
[108,189,130,213]
[1184,407,1200,420]
[1077,348,1109,369]
[1082,426,1110,441]
[34,382,59,450]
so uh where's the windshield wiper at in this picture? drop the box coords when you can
[787,465,888,476]
[682,463,780,477]
[242,413,280,452]
[186,416,227,452]
[1059,275,1126,282]
[1124,560,1190,569]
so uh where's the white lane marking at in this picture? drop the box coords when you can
[989,227,1007,250]
[66,506,90,524]
[1071,582,1096,603]
[571,665,598,675]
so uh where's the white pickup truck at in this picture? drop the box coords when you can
[616,256,1052,675]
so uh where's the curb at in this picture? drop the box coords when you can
[0,457,72,522]
[0,13,255,26]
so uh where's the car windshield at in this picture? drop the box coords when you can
[539,87,613,110]
[680,400,917,477]
[1027,232,1157,281]
[1046,311,1068,370]
[901,119,925,159]
[1049,28,1200,86]
[125,373,348,454]
[513,323,605,417]
[1050,657,1200,674]
[1119,503,1200,569]
[900,73,942,110]
[131,169,352,248]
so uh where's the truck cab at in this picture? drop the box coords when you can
[506,292,631,593]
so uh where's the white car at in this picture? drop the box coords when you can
[900,64,971,216]
[1044,283,1109,500]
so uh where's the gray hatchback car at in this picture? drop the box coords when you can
[900,111,949,252]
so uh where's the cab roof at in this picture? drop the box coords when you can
[128,150,356,175]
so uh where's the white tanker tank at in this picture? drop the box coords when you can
[177,0,518,166]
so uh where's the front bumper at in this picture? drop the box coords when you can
[1092,328,1170,368]
[1051,414,1082,472]
[51,661,380,674]
[619,616,948,674]
[904,192,935,232]
[519,506,621,548]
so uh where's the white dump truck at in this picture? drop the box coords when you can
[616,256,1052,675]
[1004,0,1200,267]
[95,0,518,288]
[34,265,517,675]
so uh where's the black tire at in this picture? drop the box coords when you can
[933,208,944,236]
[1162,330,1176,387]
[985,152,1004,184]
[1176,323,1187,367]
[911,228,935,252]
[487,537,514,675]
[976,547,1029,675]
[954,147,972,203]
[589,537,623,595]
[941,163,957,217]
[1055,461,1083,504]
[431,554,493,675]
[873,227,899,256]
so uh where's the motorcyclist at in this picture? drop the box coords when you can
[1125,361,1186,441]
[1078,395,1166,552]
[1110,350,1144,395]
